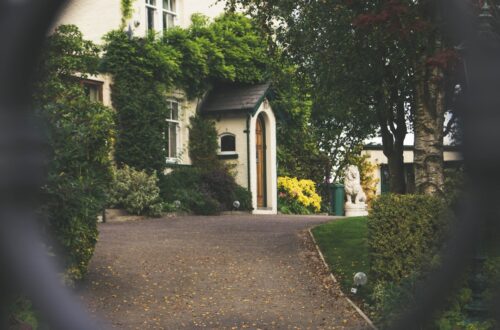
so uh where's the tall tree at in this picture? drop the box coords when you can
[227,0,468,195]
[227,0,412,193]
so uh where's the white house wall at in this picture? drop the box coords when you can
[56,0,227,45]
[213,114,249,189]
[178,0,227,28]
[56,0,122,44]
[362,149,463,194]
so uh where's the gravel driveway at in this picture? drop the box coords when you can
[79,215,368,329]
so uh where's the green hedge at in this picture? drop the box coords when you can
[368,194,450,284]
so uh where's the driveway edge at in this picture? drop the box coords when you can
[308,228,377,330]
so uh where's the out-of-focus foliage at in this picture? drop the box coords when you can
[34,25,115,282]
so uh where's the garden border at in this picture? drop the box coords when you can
[308,228,377,330]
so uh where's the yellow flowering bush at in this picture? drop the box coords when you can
[278,176,322,214]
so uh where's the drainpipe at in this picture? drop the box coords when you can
[245,112,251,192]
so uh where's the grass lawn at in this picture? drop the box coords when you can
[311,216,371,299]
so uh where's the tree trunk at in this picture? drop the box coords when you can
[378,89,407,194]
[387,146,406,194]
[414,64,446,196]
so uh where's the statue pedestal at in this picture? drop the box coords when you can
[345,203,368,217]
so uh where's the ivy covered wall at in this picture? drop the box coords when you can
[101,13,270,175]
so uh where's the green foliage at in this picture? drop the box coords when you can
[444,166,465,205]
[370,273,421,327]
[188,115,220,169]
[161,167,252,215]
[108,165,163,217]
[368,194,449,283]
[233,185,253,211]
[120,0,134,27]
[161,13,270,98]
[102,30,181,175]
[7,297,41,329]
[34,25,114,282]
[312,217,370,297]
[102,13,270,178]
[271,64,326,183]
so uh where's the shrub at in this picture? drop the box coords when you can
[160,166,252,214]
[368,194,450,283]
[200,167,239,210]
[34,25,114,282]
[233,185,253,211]
[277,176,321,214]
[188,115,220,169]
[108,165,163,217]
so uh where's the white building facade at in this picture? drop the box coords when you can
[54,0,278,214]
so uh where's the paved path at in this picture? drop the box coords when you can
[80,215,367,329]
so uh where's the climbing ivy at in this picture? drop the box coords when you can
[120,0,134,28]
[101,13,270,175]
[102,31,181,175]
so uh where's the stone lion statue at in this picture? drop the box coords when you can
[344,165,366,205]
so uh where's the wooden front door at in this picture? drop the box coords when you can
[256,115,266,207]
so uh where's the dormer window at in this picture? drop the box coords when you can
[220,134,236,153]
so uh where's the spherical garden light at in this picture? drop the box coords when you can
[174,200,181,209]
[351,272,368,294]
[233,200,240,210]
[354,272,368,286]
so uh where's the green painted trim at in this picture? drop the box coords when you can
[245,113,251,193]
[251,91,270,117]
[218,153,239,160]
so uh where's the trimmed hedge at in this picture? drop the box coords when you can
[368,194,450,284]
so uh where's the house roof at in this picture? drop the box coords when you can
[199,82,271,115]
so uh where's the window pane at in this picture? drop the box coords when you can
[167,13,175,29]
[83,83,101,102]
[163,0,169,10]
[168,123,177,158]
[147,7,155,31]
[170,0,176,11]
[146,0,156,5]
[171,102,179,120]
[162,12,167,31]
[221,135,236,152]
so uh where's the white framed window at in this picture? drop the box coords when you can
[162,0,177,31]
[166,100,180,162]
[146,0,157,32]
[219,133,237,155]
[146,0,177,33]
